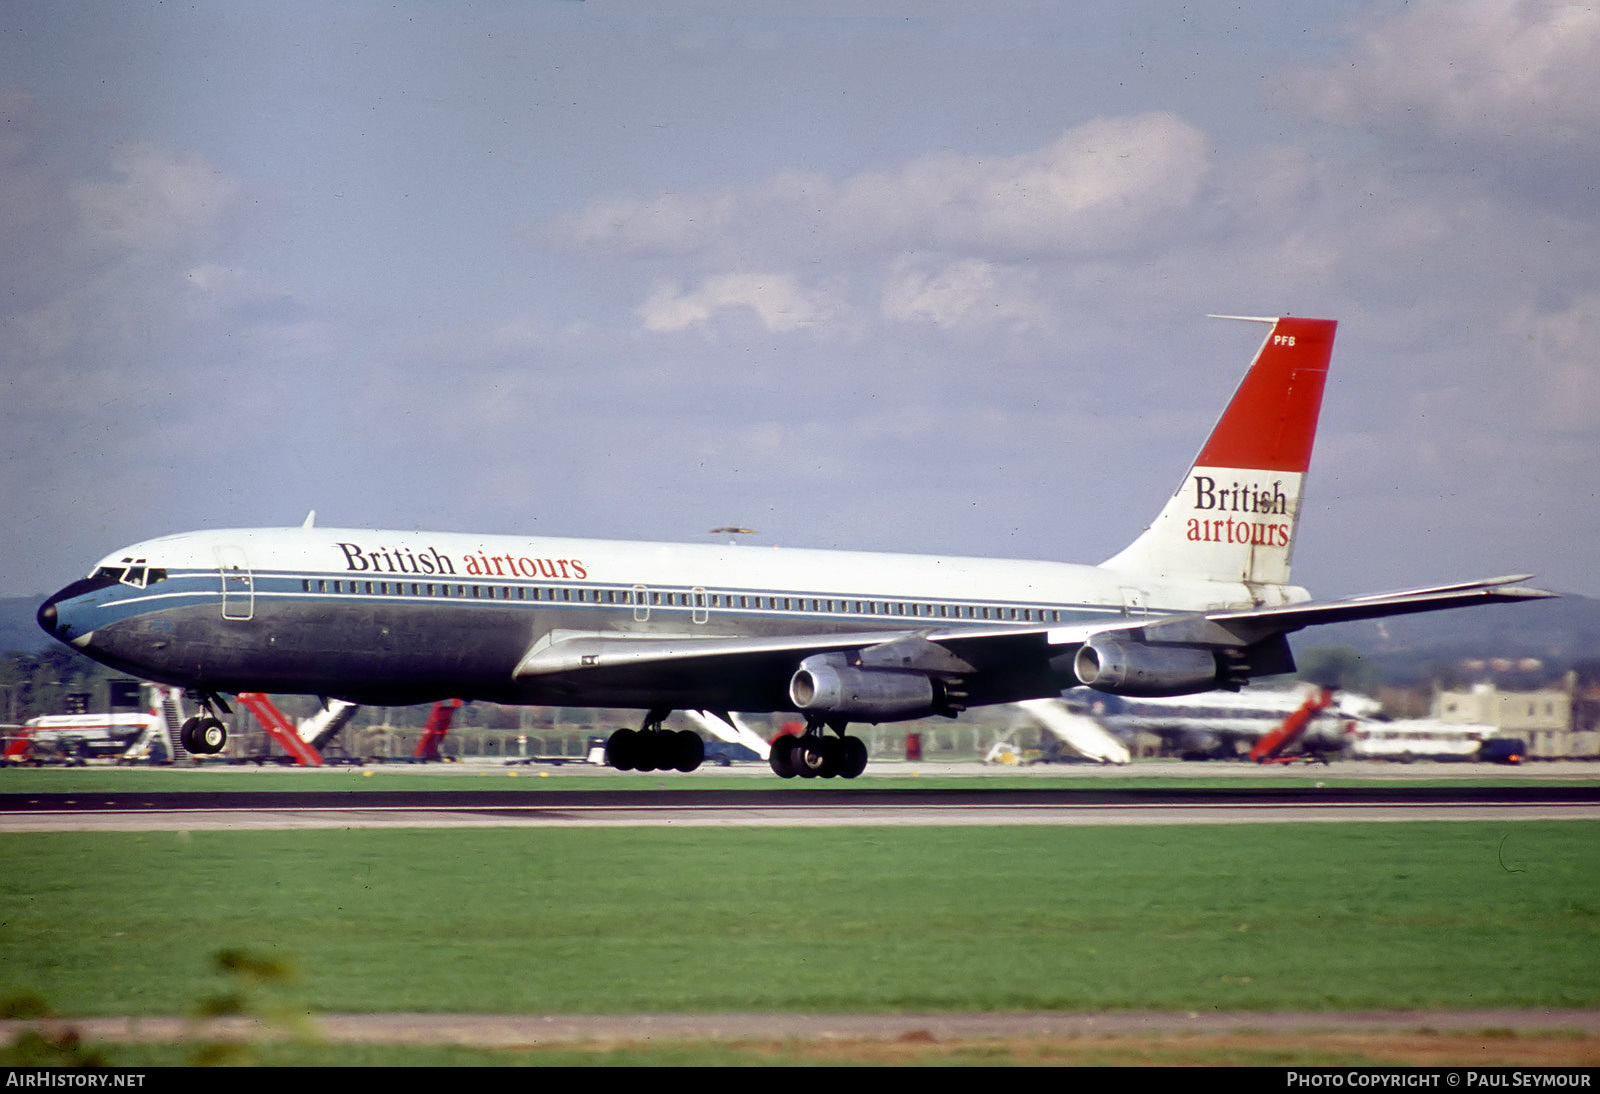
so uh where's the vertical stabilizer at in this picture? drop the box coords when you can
[1101,316,1337,590]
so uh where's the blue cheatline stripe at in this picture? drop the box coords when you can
[84,566,1144,628]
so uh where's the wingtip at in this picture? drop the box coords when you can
[1477,574,1559,600]
[1496,586,1560,601]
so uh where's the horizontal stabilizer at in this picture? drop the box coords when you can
[1207,575,1556,634]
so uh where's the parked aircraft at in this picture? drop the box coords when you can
[4,713,161,763]
[36,317,1552,777]
[1009,699,1133,765]
[1072,685,1376,761]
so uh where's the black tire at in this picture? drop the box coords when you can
[186,717,227,755]
[839,735,868,779]
[606,728,638,770]
[791,740,817,778]
[673,730,704,773]
[817,736,842,779]
[769,735,798,778]
[793,737,836,779]
[633,731,659,772]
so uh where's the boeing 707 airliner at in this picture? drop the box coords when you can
[36,317,1553,776]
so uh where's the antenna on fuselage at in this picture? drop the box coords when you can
[1206,314,1278,325]
[709,526,757,546]
[302,510,317,529]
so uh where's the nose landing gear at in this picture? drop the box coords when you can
[179,692,232,755]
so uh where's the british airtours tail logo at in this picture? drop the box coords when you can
[1185,474,1292,547]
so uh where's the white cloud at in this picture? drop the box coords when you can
[69,144,241,251]
[1281,0,1600,151]
[881,256,1044,330]
[564,112,1211,262]
[637,272,836,332]
[572,112,1211,338]
[183,262,245,295]
[837,112,1211,256]
[1510,295,1600,433]
[562,191,740,256]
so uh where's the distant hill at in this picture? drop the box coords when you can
[1,596,47,655]
[1307,591,1600,684]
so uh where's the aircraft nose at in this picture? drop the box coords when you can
[38,572,120,647]
[37,583,89,643]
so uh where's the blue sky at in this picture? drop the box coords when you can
[4,1,1597,600]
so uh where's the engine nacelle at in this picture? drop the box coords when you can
[1072,637,1221,697]
[789,655,937,719]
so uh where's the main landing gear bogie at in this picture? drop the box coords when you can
[769,728,868,780]
[606,710,705,773]
[604,709,868,779]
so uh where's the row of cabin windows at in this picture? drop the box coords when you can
[300,578,1068,623]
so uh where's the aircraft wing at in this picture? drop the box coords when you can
[509,575,1554,706]
[1200,574,1556,638]
[514,628,926,677]
[511,625,1047,710]
[514,625,1074,682]
[1050,574,1557,683]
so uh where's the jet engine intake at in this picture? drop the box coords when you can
[789,654,937,719]
[1073,637,1221,697]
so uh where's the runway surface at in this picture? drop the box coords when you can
[4,783,1598,831]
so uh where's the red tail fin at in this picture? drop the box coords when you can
[1101,316,1338,590]
[1197,317,1336,473]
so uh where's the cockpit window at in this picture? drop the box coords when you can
[90,560,167,589]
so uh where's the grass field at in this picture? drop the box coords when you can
[4,765,1598,1064]
[4,822,1597,1017]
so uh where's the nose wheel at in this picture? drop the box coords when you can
[179,692,232,755]
[180,716,228,754]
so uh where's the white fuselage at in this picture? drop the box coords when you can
[42,525,1304,712]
